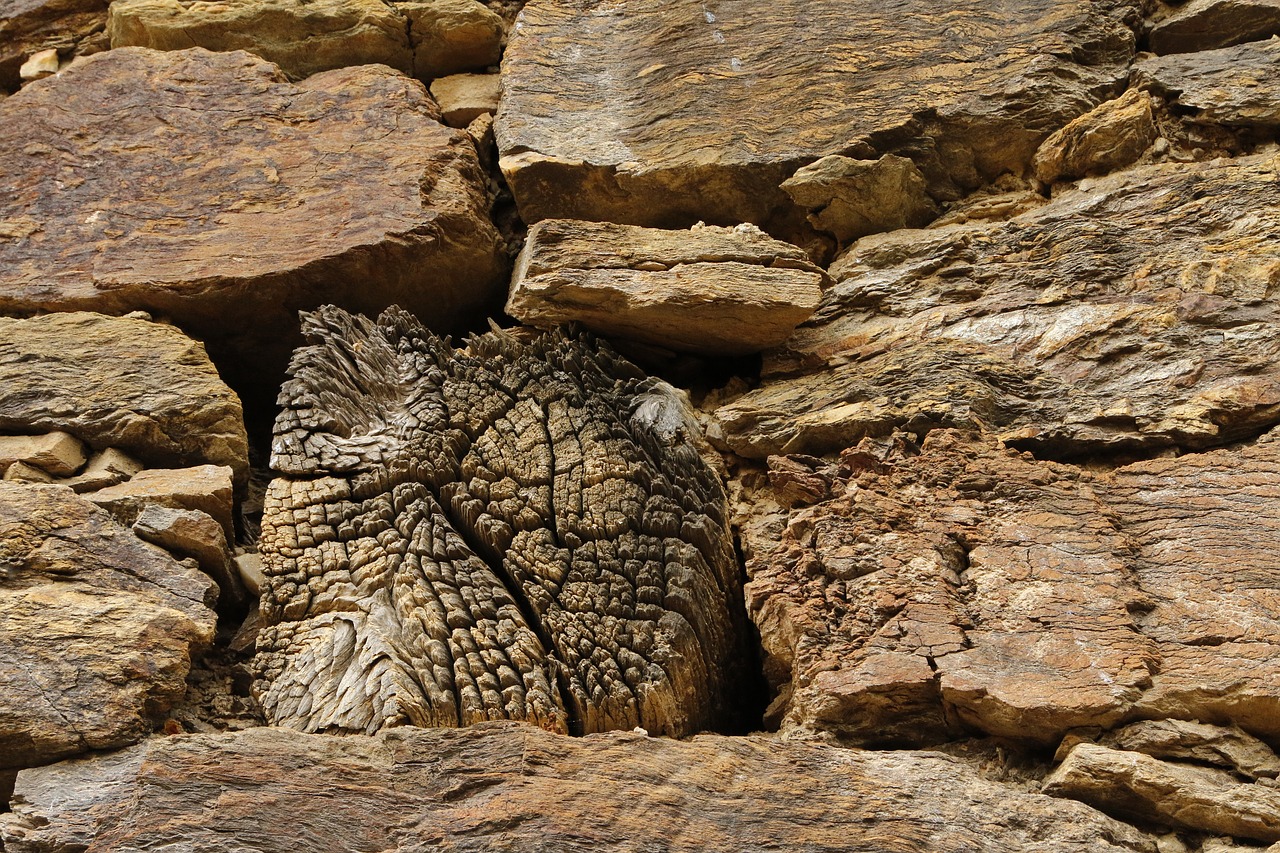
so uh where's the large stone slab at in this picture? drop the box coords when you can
[256,307,749,738]
[0,0,106,90]
[0,723,1158,852]
[496,0,1136,231]
[715,153,1280,459]
[507,220,826,355]
[0,48,506,381]
[746,430,1280,746]
[0,482,216,770]
[1148,0,1280,55]
[106,0,503,81]
[1135,39,1280,128]
[0,313,248,484]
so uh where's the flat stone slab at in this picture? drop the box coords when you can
[746,431,1280,747]
[0,48,506,378]
[507,220,826,355]
[714,152,1280,460]
[1149,0,1280,55]
[1136,39,1280,128]
[0,724,1157,852]
[0,313,248,484]
[496,0,1136,231]
[0,482,216,770]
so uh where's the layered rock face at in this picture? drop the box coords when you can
[6,0,1280,849]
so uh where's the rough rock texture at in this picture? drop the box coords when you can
[0,723,1160,853]
[430,73,501,127]
[0,0,106,90]
[133,505,247,611]
[0,48,506,381]
[1044,743,1280,842]
[781,154,938,244]
[507,220,826,355]
[1033,89,1157,183]
[256,306,748,738]
[106,0,503,81]
[715,152,1280,459]
[0,432,86,478]
[0,482,216,770]
[496,0,1137,231]
[0,313,247,483]
[1135,39,1280,128]
[745,430,1280,746]
[87,465,235,544]
[1090,720,1280,780]
[1148,0,1280,55]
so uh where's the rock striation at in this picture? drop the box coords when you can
[0,482,216,770]
[0,48,506,382]
[715,152,1280,459]
[506,220,827,355]
[0,723,1160,853]
[1134,39,1280,129]
[496,0,1137,231]
[0,0,106,90]
[255,306,747,738]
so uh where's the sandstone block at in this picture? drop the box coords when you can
[133,505,246,610]
[18,47,59,81]
[1135,39,1280,129]
[1149,0,1280,55]
[397,0,503,79]
[257,307,749,738]
[1033,89,1157,183]
[63,447,143,493]
[0,49,507,384]
[430,72,500,127]
[89,465,235,545]
[3,461,53,483]
[716,153,1280,459]
[0,313,248,484]
[0,0,106,90]
[0,482,215,770]
[0,724,1158,852]
[1044,742,1280,842]
[0,432,86,477]
[1095,720,1280,780]
[780,154,937,243]
[746,431,1280,746]
[507,220,825,355]
[496,0,1135,231]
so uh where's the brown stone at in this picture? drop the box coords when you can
[132,505,246,610]
[88,466,235,545]
[0,432,86,477]
[1032,89,1158,183]
[0,0,106,91]
[430,72,500,127]
[17,47,59,81]
[0,313,248,484]
[0,482,215,770]
[714,153,1280,460]
[3,461,54,483]
[1044,742,1280,842]
[0,48,507,385]
[507,220,826,356]
[496,0,1135,232]
[1135,39,1280,129]
[0,724,1158,852]
[746,430,1280,747]
[398,0,503,79]
[62,447,144,493]
[1148,0,1280,55]
[1094,720,1280,780]
[780,154,938,243]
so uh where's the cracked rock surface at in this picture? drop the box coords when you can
[255,306,748,738]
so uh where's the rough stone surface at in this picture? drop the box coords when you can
[256,306,748,738]
[0,48,506,380]
[715,152,1280,460]
[1092,720,1280,780]
[0,432,86,477]
[3,461,54,483]
[0,313,248,483]
[0,482,216,770]
[430,72,501,127]
[781,154,938,243]
[507,220,826,356]
[496,0,1136,231]
[1033,89,1157,183]
[133,505,246,610]
[63,447,143,493]
[1148,0,1280,55]
[1135,39,1280,128]
[0,0,106,90]
[1044,742,1280,841]
[88,466,235,545]
[0,723,1159,853]
[18,47,59,80]
[745,430,1280,746]
[400,0,503,79]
